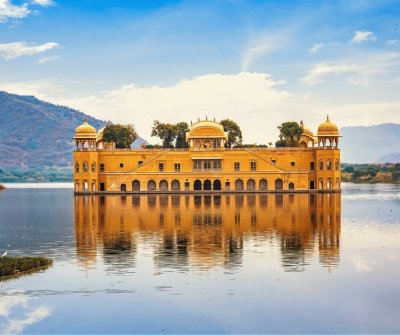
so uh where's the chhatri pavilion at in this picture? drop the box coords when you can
[73,117,340,193]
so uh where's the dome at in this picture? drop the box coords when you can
[317,116,339,137]
[300,120,314,138]
[187,120,227,139]
[75,121,97,138]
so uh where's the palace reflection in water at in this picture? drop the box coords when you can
[74,193,341,272]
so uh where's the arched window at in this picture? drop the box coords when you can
[319,161,324,170]
[235,179,244,190]
[75,162,79,173]
[247,179,255,191]
[121,184,127,192]
[91,162,96,172]
[83,141,89,150]
[259,179,268,191]
[203,179,212,190]
[194,179,202,190]
[213,179,221,190]
[275,179,283,190]
[327,160,332,171]
[319,179,324,190]
[147,180,156,191]
[289,182,295,190]
[159,180,168,191]
[83,161,88,172]
[171,180,180,191]
[132,180,140,191]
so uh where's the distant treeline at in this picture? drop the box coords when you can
[0,168,73,183]
[341,163,400,183]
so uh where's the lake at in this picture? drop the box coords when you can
[0,183,399,333]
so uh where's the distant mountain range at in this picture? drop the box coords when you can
[0,91,146,170]
[340,123,400,163]
[0,91,399,171]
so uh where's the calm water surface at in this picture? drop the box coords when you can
[0,183,399,334]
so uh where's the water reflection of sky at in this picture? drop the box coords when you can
[0,185,399,333]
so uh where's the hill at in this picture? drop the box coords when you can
[0,91,146,171]
[340,123,400,163]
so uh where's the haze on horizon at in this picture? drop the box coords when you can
[0,0,399,144]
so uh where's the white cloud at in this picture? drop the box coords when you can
[350,30,376,44]
[0,294,28,317]
[387,39,400,46]
[37,55,60,64]
[241,32,286,71]
[31,0,53,6]
[0,42,59,60]
[3,306,52,334]
[309,43,324,53]
[302,52,400,86]
[0,0,30,22]
[2,72,400,144]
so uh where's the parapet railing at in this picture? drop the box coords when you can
[75,146,338,152]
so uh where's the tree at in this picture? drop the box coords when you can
[275,139,286,147]
[151,120,177,148]
[344,166,355,173]
[102,124,138,149]
[175,122,189,148]
[220,119,242,148]
[277,121,303,147]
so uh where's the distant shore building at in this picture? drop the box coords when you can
[73,117,341,193]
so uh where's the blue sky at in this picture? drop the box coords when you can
[0,0,399,142]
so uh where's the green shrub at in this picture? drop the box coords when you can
[0,256,53,278]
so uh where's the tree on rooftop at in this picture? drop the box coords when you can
[220,119,242,148]
[175,122,189,148]
[277,121,303,147]
[151,120,177,148]
[102,124,138,149]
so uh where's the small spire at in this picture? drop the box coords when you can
[326,115,330,121]
[206,116,208,120]
[191,120,192,125]
[198,117,200,121]
[214,117,215,122]
[300,120,304,127]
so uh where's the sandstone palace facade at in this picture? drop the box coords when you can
[73,118,340,193]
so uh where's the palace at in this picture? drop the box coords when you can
[73,117,341,193]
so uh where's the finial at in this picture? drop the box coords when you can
[214,117,215,122]
[300,120,304,127]
[326,115,329,121]
[191,120,192,125]
[206,116,208,120]
[198,117,200,121]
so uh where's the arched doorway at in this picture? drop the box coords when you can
[213,179,221,190]
[275,179,283,190]
[319,179,324,190]
[259,179,268,191]
[204,179,212,190]
[132,180,140,191]
[289,182,294,190]
[171,179,180,191]
[121,184,127,192]
[147,180,156,191]
[159,180,168,191]
[235,179,244,190]
[247,179,255,191]
[194,179,202,191]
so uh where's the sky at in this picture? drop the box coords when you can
[0,0,399,143]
